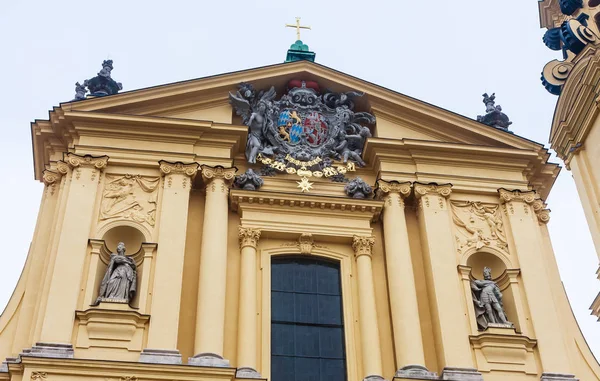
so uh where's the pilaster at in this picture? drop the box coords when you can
[376,180,435,379]
[236,227,262,379]
[190,165,236,367]
[140,161,199,364]
[414,183,479,376]
[36,154,108,357]
[352,235,386,381]
[498,189,575,378]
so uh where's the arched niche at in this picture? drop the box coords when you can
[466,251,507,280]
[99,222,149,254]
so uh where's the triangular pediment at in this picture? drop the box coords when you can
[62,61,543,152]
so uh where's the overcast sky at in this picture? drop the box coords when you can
[1,0,599,358]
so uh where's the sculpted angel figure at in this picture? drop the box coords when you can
[471,267,512,330]
[229,85,277,164]
[96,242,137,304]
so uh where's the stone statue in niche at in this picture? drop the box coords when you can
[96,242,137,304]
[471,267,513,330]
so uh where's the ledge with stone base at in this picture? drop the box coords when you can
[393,365,438,380]
[235,367,264,379]
[138,349,182,364]
[440,367,484,381]
[21,343,74,359]
[540,373,579,381]
[188,353,231,367]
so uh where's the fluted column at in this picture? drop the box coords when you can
[140,161,198,364]
[353,235,385,381]
[414,183,481,380]
[236,227,261,378]
[37,154,108,358]
[190,165,236,367]
[498,189,574,381]
[376,181,434,379]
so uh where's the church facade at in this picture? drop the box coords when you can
[0,49,598,381]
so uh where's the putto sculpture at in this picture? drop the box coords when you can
[476,93,513,133]
[344,177,372,199]
[73,60,123,100]
[471,267,513,330]
[234,168,264,191]
[96,242,137,304]
[229,80,375,168]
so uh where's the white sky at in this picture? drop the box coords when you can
[1,0,599,359]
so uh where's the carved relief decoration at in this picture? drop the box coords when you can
[280,233,327,254]
[159,161,199,177]
[375,180,411,207]
[451,201,508,254]
[201,165,236,184]
[65,153,109,170]
[498,189,551,224]
[42,170,63,196]
[100,175,160,226]
[352,235,375,258]
[31,372,47,380]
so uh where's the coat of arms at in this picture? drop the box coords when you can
[229,80,375,183]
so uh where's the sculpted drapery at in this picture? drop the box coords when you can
[97,242,137,304]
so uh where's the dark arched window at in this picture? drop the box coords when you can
[271,257,346,381]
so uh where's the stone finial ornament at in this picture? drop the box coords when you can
[476,93,513,133]
[74,82,87,100]
[96,242,137,304]
[344,177,372,199]
[74,60,123,100]
[471,267,513,331]
[234,169,264,191]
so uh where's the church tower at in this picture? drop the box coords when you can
[0,32,599,381]
[539,0,600,320]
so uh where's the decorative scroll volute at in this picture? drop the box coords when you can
[159,161,199,177]
[352,235,375,259]
[375,180,411,208]
[65,153,109,170]
[201,165,236,183]
[414,183,452,210]
[239,227,261,249]
[498,188,551,224]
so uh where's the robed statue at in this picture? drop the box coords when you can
[471,267,512,330]
[96,242,137,304]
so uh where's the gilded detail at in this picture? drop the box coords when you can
[352,235,375,258]
[239,227,261,249]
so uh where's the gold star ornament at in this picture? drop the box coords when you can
[297,177,313,192]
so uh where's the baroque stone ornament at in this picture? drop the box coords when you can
[31,372,47,380]
[65,153,109,170]
[100,175,160,226]
[73,81,87,100]
[451,201,508,254]
[298,233,314,255]
[77,60,123,98]
[476,93,513,133]
[352,235,375,258]
[239,227,261,249]
[498,188,551,223]
[159,161,199,177]
[344,177,373,199]
[201,165,236,184]
[471,267,513,331]
[234,169,264,191]
[96,242,137,304]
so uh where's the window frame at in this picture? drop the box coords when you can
[260,246,359,381]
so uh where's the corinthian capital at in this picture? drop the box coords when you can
[159,161,199,177]
[64,153,109,169]
[201,165,237,185]
[239,227,261,249]
[352,235,375,258]
[376,180,411,201]
[413,183,452,198]
[498,188,538,204]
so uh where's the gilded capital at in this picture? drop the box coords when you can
[376,180,411,207]
[498,188,538,204]
[413,183,452,198]
[239,227,261,249]
[64,153,109,170]
[42,170,62,186]
[352,235,375,258]
[201,165,237,185]
[159,161,199,177]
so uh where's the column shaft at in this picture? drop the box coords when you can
[39,155,108,347]
[236,227,261,378]
[414,184,474,369]
[191,165,236,366]
[353,236,384,379]
[141,161,198,364]
[377,181,426,371]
